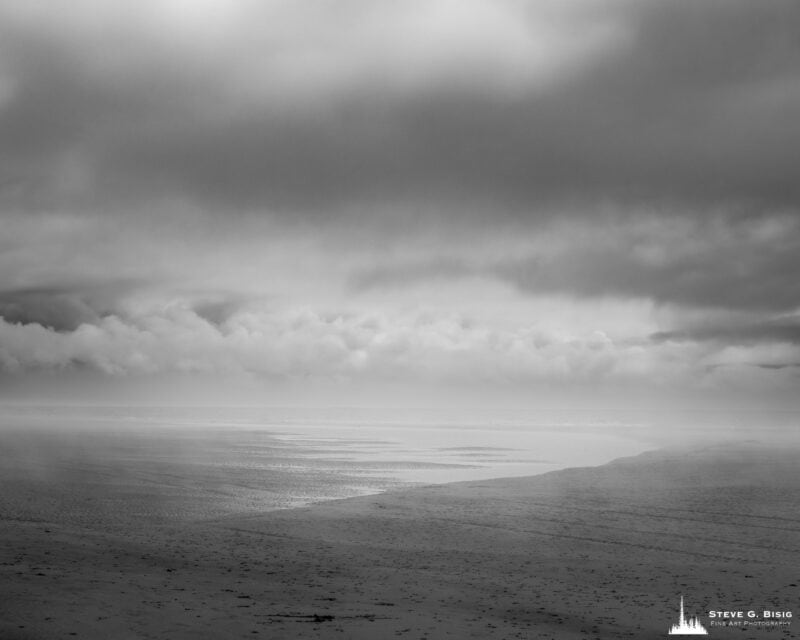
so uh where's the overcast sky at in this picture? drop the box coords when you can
[1,0,799,408]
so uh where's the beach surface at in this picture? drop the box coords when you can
[1,440,797,639]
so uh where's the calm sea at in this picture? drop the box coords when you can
[0,405,668,527]
[0,405,798,527]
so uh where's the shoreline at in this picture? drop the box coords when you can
[0,409,658,516]
[2,440,798,639]
[288,437,788,510]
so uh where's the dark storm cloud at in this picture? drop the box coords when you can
[0,280,143,331]
[756,363,800,371]
[81,20,800,214]
[651,317,800,346]
[0,0,798,214]
[494,244,800,312]
[351,250,800,312]
[0,276,257,332]
[350,214,800,312]
[189,292,254,327]
[0,287,98,330]
[0,30,161,208]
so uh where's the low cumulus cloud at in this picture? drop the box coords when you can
[2,298,797,392]
[0,299,653,380]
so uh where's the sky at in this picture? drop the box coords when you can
[1,0,799,410]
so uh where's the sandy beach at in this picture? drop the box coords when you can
[1,440,797,639]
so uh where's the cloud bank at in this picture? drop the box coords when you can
[1,0,798,214]
[0,0,798,406]
[2,300,798,400]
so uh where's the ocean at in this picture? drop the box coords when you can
[0,404,661,529]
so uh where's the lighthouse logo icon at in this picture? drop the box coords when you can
[668,596,708,635]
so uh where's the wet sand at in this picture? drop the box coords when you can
[1,440,797,639]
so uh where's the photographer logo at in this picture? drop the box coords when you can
[668,596,708,636]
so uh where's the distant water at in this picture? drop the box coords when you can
[6,404,798,526]
[0,405,662,526]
